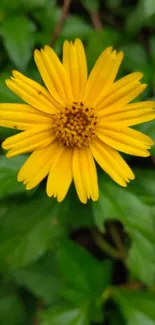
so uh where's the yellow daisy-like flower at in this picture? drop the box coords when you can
[0,39,155,203]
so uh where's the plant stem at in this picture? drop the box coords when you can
[92,230,126,260]
[50,0,71,46]
[109,224,127,258]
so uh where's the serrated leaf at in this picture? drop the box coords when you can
[0,193,65,270]
[128,244,155,286]
[13,252,62,304]
[57,240,111,322]
[0,156,26,198]
[40,304,90,325]
[113,288,155,325]
[93,170,155,285]
[1,16,35,71]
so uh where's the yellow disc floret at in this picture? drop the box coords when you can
[52,102,98,148]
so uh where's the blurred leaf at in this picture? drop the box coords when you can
[128,244,155,286]
[62,16,92,40]
[121,43,152,85]
[38,241,112,325]
[63,188,95,227]
[138,120,155,154]
[13,252,62,304]
[125,4,145,34]
[113,288,155,325]
[105,0,121,9]
[126,0,155,33]
[81,0,99,11]
[33,3,60,32]
[149,37,155,64]
[0,156,26,198]
[106,308,125,325]
[0,293,24,325]
[1,16,35,71]
[0,193,66,270]
[0,71,22,103]
[142,0,155,19]
[86,29,120,71]
[57,240,111,322]
[22,0,49,9]
[0,0,21,11]
[121,43,148,70]
[40,304,90,325]
[93,170,155,285]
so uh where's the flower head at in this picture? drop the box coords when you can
[0,39,155,203]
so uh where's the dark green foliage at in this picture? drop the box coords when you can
[0,0,155,324]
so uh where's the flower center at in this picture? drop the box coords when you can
[52,102,98,148]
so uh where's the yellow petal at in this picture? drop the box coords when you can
[96,124,153,156]
[43,46,73,101]
[90,138,135,187]
[6,71,59,114]
[63,39,87,101]
[78,148,99,201]
[72,148,87,203]
[47,146,73,202]
[84,47,113,102]
[34,47,72,104]
[103,108,155,126]
[95,72,144,109]
[85,49,123,106]
[2,127,55,157]
[0,103,52,130]
[18,141,58,189]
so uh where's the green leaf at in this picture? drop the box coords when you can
[120,43,152,85]
[81,0,100,11]
[1,16,36,71]
[62,188,95,228]
[113,288,155,325]
[0,193,66,270]
[32,3,60,33]
[13,252,62,304]
[0,156,26,198]
[142,0,155,19]
[0,71,22,103]
[57,240,111,322]
[137,120,155,154]
[86,29,120,71]
[149,37,155,64]
[22,0,49,9]
[105,0,121,9]
[62,16,92,40]
[125,0,155,33]
[93,170,155,285]
[128,244,155,286]
[40,304,90,325]
[38,241,112,325]
[0,293,25,325]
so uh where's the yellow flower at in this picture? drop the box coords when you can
[0,39,155,203]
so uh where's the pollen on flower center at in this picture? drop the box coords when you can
[52,102,98,148]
